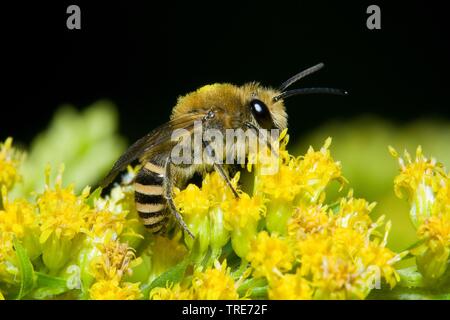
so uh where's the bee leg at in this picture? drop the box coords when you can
[213,163,240,198]
[202,140,239,198]
[163,158,195,239]
[244,121,279,159]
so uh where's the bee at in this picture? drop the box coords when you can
[101,63,346,237]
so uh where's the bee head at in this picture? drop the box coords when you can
[238,63,347,131]
[172,63,346,131]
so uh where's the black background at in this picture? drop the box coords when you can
[2,1,449,144]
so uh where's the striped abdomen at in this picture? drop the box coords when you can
[134,161,168,233]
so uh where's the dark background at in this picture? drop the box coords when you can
[2,1,449,144]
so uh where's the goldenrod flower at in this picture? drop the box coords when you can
[37,166,91,271]
[0,187,41,261]
[191,260,240,300]
[202,171,240,204]
[5,130,443,300]
[256,153,302,202]
[0,190,36,238]
[390,146,444,227]
[150,260,241,300]
[295,222,400,299]
[89,278,142,300]
[247,231,295,280]
[202,172,239,255]
[414,215,450,281]
[0,232,17,283]
[268,271,312,300]
[0,137,22,192]
[222,193,266,258]
[88,240,142,300]
[288,204,330,240]
[296,137,345,205]
[174,184,211,254]
[392,146,450,281]
[258,138,344,235]
[150,283,192,300]
[38,167,91,243]
[87,187,129,240]
[90,240,141,281]
[333,191,376,234]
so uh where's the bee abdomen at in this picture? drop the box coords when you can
[134,161,168,233]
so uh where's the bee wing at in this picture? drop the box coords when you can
[101,112,206,187]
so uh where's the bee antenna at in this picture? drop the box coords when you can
[278,63,325,92]
[273,87,348,102]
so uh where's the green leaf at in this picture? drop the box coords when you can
[13,238,36,300]
[237,278,267,296]
[33,272,69,299]
[143,259,190,298]
[397,266,425,288]
[35,272,68,289]
[248,286,268,299]
[368,286,450,300]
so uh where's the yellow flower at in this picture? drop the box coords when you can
[174,183,211,253]
[0,187,41,260]
[392,146,450,281]
[222,193,265,230]
[191,260,240,300]
[150,260,241,300]
[38,166,91,244]
[0,187,37,238]
[202,171,240,204]
[414,214,450,281]
[391,146,444,227]
[257,138,344,235]
[91,240,140,281]
[175,184,210,217]
[0,137,22,192]
[288,204,330,241]
[296,223,401,299]
[222,193,266,258]
[256,155,303,202]
[418,215,450,253]
[150,283,192,300]
[89,278,142,300]
[332,191,376,234]
[296,137,345,204]
[247,231,294,280]
[86,188,129,239]
[268,271,312,300]
[0,290,4,300]
[0,232,18,283]
[360,241,401,289]
[88,240,143,300]
[36,166,92,271]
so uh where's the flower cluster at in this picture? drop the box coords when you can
[2,134,448,300]
[164,135,403,299]
[391,146,450,283]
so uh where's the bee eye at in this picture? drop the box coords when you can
[249,99,274,129]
